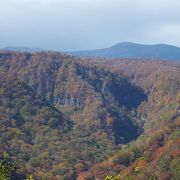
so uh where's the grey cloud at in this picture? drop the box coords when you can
[0,0,180,51]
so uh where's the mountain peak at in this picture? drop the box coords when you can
[69,42,180,61]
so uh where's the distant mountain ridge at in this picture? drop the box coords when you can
[2,46,44,52]
[68,42,180,61]
[2,42,180,61]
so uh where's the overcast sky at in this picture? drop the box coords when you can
[0,0,180,51]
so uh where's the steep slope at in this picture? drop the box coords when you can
[78,60,180,180]
[0,51,147,179]
[0,75,72,179]
[0,51,179,180]
[69,42,180,61]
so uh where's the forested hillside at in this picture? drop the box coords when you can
[0,51,179,180]
[78,58,180,180]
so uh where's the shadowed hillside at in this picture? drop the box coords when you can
[0,51,179,179]
[0,51,148,179]
[77,58,180,180]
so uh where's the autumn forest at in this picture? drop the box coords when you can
[0,50,179,180]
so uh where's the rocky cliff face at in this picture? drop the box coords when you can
[0,51,150,179]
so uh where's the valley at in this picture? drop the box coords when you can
[0,51,179,180]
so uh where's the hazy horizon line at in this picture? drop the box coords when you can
[2,41,180,52]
